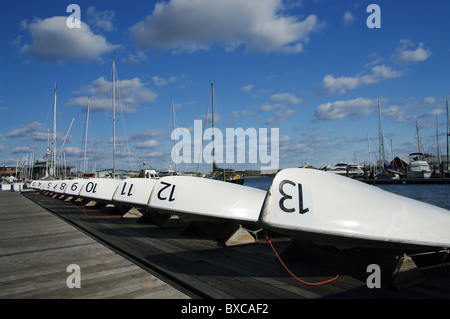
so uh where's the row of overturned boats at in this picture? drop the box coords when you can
[28,167,450,254]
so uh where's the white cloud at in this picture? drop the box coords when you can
[342,11,355,25]
[21,16,119,63]
[265,109,296,124]
[124,51,148,63]
[393,39,432,64]
[63,146,82,156]
[228,110,253,118]
[321,40,430,95]
[258,103,284,112]
[66,77,157,114]
[383,105,408,122]
[258,92,301,112]
[314,98,378,122]
[12,146,34,154]
[423,108,444,117]
[130,0,321,54]
[152,75,178,87]
[270,92,301,105]
[322,65,403,94]
[130,129,165,141]
[7,121,43,138]
[241,84,254,92]
[86,6,115,32]
[135,140,160,149]
[421,96,437,106]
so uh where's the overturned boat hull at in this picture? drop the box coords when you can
[30,168,450,251]
[259,168,450,250]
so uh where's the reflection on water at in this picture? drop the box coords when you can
[244,176,450,210]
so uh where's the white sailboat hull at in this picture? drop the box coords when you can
[78,178,122,203]
[259,168,450,250]
[31,167,450,251]
[113,178,158,208]
[63,179,87,197]
[147,176,266,224]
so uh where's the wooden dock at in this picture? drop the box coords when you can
[0,191,190,299]
[2,189,450,300]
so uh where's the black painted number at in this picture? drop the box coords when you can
[120,182,134,196]
[278,179,309,214]
[157,182,176,202]
[85,182,98,193]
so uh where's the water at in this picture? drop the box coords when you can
[376,184,450,210]
[243,176,274,191]
[244,176,450,210]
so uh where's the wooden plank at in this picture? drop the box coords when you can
[17,190,450,299]
[0,191,190,299]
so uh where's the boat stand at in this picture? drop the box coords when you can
[391,249,450,290]
[179,221,261,246]
[390,254,425,290]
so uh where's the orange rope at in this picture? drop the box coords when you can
[68,198,122,219]
[38,191,123,219]
[38,192,58,200]
[265,234,340,286]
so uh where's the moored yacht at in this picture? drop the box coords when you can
[325,162,364,178]
[408,153,432,178]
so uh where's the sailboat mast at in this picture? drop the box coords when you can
[84,97,90,174]
[45,129,49,177]
[52,84,57,176]
[112,58,116,178]
[436,115,441,166]
[171,98,178,172]
[378,100,385,165]
[416,120,421,153]
[447,100,449,171]
[211,83,215,160]
[57,118,74,162]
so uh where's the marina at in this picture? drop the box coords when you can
[1,1,450,304]
[1,184,450,299]
[362,177,450,185]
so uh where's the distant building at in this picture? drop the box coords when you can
[90,168,130,179]
[1,161,73,180]
[390,157,409,171]
[0,166,18,178]
[27,160,72,180]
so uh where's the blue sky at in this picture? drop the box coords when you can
[1,0,449,173]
